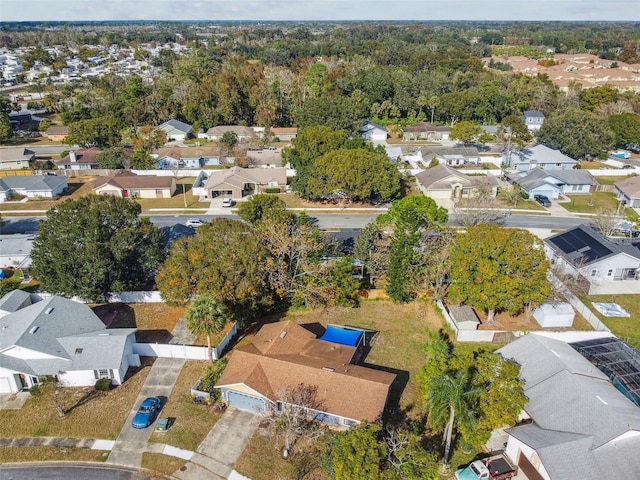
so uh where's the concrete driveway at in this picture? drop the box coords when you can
[173,407,261,480]
[106,357,186,467]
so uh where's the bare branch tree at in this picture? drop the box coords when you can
[263,383,327,457]
[453,195,504,227]
[592,207,622,237]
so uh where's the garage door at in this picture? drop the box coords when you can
[535,190,554,199]
[227,391,266,413]
[517,451,545,480]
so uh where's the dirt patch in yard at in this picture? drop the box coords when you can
[474,308,593,331]
[93,303,185,343]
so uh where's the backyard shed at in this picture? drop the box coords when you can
[533,302,575,327]
[449,305,481,330]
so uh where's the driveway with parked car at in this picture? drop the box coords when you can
[534,194,552,207]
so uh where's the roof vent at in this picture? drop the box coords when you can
[322,367,335,372]
[98,333,110,336]
[45,307,54,315]
[29,326,39,334]
[279,331,287,339]
[75,348,83,354]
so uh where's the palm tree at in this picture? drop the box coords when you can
[424,370,480,473]
[185,295,228,362]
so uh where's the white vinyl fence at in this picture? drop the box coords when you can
[133,322,240,361]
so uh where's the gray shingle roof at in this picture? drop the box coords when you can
[0,289,33,314]
[0,175,67,193]
[0,294,136,376]
[499,334,640,480]
[509,144,577,164]
[158,119,192,134]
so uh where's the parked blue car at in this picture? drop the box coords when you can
[131,397,161,429]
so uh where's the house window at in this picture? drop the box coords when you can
[94,369,113,379]
[591,269,597,276]
[131,189,140,197]
[608,269,613,276]
[572,185,579,191]
[16,160,22,166]
[155,189,162,195]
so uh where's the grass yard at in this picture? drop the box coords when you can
[93,303,185,343]
[141,452,187,477]
[594,175,636,186]
[0,177,96,213]
[0,446,108,463]
[587,294,640,349]
[235,435,329,480]
[0,360,152,439]
[134,179,208,211]
[577,160,618,169]
[148,361,224,451]
[561,192,619,213]
[249,300,443,416]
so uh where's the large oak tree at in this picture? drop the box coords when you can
[156,218,274,323]
[31,195,165,302]
[447,225,550,324]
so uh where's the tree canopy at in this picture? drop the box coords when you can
[156,218,274,322]
[537,108,615,159]
[447,225,550,323]
[608,113,640,148]
[31,195,165,302]
[305,148,402,202]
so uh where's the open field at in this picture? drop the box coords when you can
[0,360,152,439]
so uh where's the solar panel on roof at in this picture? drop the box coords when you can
[550,227,613,263]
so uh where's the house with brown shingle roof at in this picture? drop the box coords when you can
[270,127,298,141]
[614,175,640,207]
[44,125,69,142]
[205,125,256,142]
[215,321,396,427]
[415,164,498,200]
[196,166,287,199]
[55,147,103,170]
[93,171,176,199]
[402,122,451,141]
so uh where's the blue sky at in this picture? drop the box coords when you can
[2,0,639,22]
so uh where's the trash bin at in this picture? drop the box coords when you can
[156,418,169,431]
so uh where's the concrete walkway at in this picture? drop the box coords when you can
[0,408,260,480]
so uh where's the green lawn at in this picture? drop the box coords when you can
[587,294,640,349]
[561,192,619,213]
[594,175,636,186]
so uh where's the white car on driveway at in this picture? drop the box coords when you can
[221,198,234,207]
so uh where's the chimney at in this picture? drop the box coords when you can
[69,150,77,162]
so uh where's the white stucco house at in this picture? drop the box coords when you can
[157,119,192,142]
[509,167,594,200]
[361,120,388,141]
[0,175,68,202]
[497,334,640,480]
[544,225,640,290]
[521,110,545,131]
[506,144,577,171]
[0,292,139,394]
